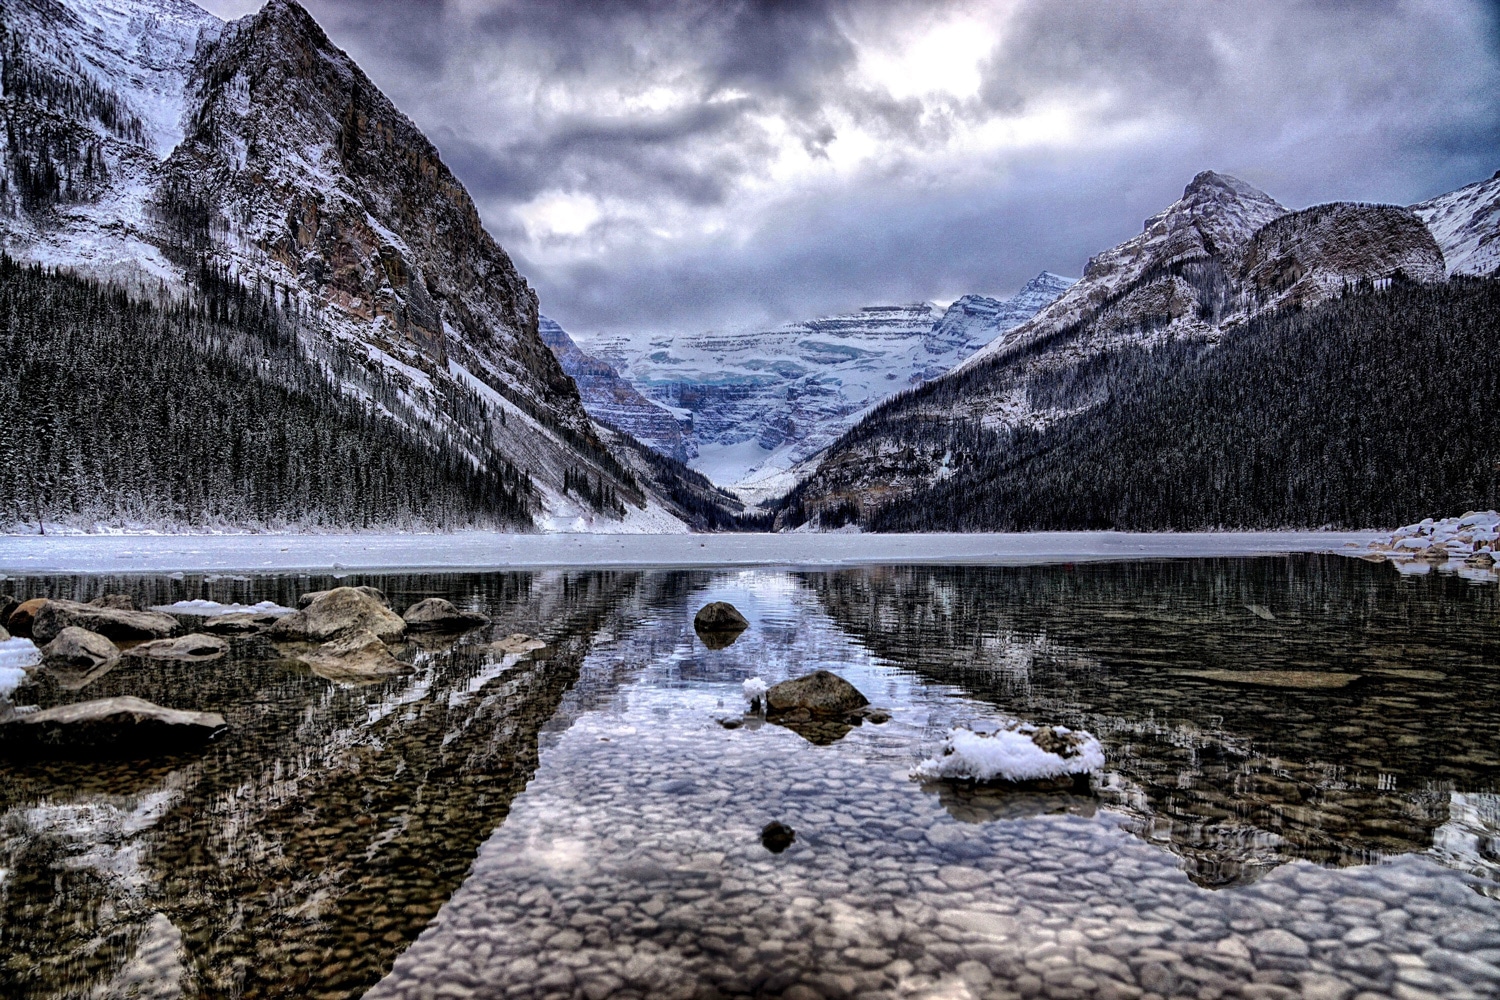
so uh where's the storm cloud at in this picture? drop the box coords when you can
[198,0,1500,338]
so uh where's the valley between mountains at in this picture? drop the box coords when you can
[1,0,1496,534]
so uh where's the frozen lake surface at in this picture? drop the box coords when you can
[0,530,1379,574]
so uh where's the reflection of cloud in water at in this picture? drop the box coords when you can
[1433,792,1500,885]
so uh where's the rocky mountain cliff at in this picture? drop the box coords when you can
[778,169,1486,530]
[566,275,1072,501]
[538,316,689,462]
[0,0,730,531]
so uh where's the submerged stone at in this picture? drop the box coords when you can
[126,633,229,662]
[402,597,490,632]
[300,629,411,683]
[0,696,226,756]
[1181,669,1362,690]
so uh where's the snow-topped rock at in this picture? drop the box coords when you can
[912,721,1105,784]
[1364,511,1499,581]
[1412,170,1500,277]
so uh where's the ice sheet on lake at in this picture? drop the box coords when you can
[0,530,1380,575]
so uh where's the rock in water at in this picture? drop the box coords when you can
[0,596,18,629]
[0,696,226,756]
[30,600,180,645]
[0,625,9,642]
[401,598,490,632]
[201,613,282,635]
[912,722,1105,786]
[694,602,749,632]
[42,627,121,672]
[270,588,407,643]
[127,634,229,662]
[301,630,411,683]
[88,594,137,610]
[7,598,49,638]
[492,634,546,655]
[766,670,869,718]
[761,821,796,853]
[297,586,389,609]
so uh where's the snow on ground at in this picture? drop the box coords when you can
[148,600,294,616]
[912,722,1106,783]
[0,637,41,696]
[0,531,1379,575]
[1361,511,1498,582]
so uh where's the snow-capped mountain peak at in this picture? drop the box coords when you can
[1413,169,1500,277]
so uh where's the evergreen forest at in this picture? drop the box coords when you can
[778,278,1500,531]
[0,256,535,531]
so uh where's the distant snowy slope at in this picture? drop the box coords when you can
[1413,170,1500,277]
[575,275,1071,492]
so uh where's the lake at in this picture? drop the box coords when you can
[1,554,1496,999]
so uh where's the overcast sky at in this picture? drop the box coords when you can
[197,0,1500,340]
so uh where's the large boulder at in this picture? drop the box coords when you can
[88,594,137,610]
[300,629,411,683]
[766,670,869,719]
[31,600,180,645]
[0,696,226,756]
[297,586,389,609]
[42,627,121,672]
[126,634,229,663]
[401,598,490,632]
[0,595,18,630]
[7,598,48,638]
[270,588,406,643]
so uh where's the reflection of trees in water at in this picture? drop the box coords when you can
[0,570,687,1000]
[806,556,1500,886]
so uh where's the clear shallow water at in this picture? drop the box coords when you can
[0,556,1496,999]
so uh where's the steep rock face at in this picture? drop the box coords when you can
[1237,203,1445,311]
[957,171,1287,376]
[776,170,1464,529]
[540,316,689,462]
[0,0,713,529]
[580,277,1070,497]
[1413,170,1500,277]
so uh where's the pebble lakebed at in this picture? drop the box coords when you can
[0,556,1495,1000]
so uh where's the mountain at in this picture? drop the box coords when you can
[1413,169,1500,277]
[538,316,689,463]
[0,0,738,531]
[571,274,1072,501]
[776,170,1481,530]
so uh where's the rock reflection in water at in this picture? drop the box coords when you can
[808,556,1500,888]
[371,569,1498,1000]
[0,570,683,1000]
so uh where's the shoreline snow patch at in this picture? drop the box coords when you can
[149,600,294,617]
[913,722,1105,784]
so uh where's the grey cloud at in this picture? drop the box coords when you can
[259,0,1498,337]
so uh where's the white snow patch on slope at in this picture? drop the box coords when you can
[1413,171,1500,277]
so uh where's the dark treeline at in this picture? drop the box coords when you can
[781,277,1500,531]
[0,256,534,531]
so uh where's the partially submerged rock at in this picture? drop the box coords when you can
[7,598,49,638]
[42,627,121,672]
[0,696,226,756]
[126,634,229,663]
[297,586,389,609]
[300,629,411,683]
[88,594,137,610]
[201,612,283,635]
[766,670,869,718]
[912,722,1105,787]
[270,588,406,643]
[695,602,749,632]
[402,597,490,632]
[30,600,180,645]
[694,602,749,647]
[492,633,546,655]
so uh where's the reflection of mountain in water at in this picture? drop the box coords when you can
[0,571,684,1000]
[806,557,1500,887]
